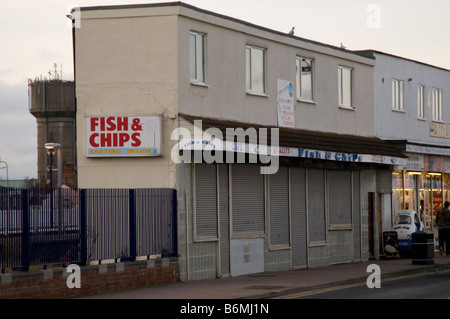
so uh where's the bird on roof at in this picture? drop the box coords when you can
[288,27,295,36]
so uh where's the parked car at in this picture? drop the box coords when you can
[392,210,424,251]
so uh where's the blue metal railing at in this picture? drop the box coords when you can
[0,188,177,272]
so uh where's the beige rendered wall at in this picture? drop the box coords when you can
[177,11,375,136]
[75,7,180,188]
[75,4,376,189]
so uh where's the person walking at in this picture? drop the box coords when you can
[436,201,450,256]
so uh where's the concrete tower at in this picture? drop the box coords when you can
[28,77,77,188]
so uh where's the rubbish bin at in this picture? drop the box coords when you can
[411,231,434,265]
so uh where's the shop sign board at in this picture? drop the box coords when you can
[405,153,424,171]
[85,115,162,157]
[406,144,450,156]
[430,121,450,139]
[178,138,406,166]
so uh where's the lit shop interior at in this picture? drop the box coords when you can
[393,171,450,230]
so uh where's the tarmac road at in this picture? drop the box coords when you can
[285,269,450,299]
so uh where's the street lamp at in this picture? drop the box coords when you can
[0,161,8,188]
[45,143,61,230]
[0,161,9,215]
[45,143,62,188]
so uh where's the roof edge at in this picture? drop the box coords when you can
[78,1,374,61]
[355,49,450,72]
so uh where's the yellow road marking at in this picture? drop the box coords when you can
[282,269,450,299]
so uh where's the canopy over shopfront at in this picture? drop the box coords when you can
[179,114,408,167]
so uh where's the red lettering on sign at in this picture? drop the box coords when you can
[131,133,141,147]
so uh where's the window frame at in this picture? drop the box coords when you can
[189,31,206,84]
[417,85,425,119]
[296,57,314,102]
[432,88,444,122]
[392,79,405,111]
[338,65,353,109]
[246,45,266,95]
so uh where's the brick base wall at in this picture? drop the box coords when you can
[0,258,179,299]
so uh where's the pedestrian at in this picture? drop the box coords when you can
[435,201,450,256]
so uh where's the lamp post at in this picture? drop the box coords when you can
[0,160,8,189]
[0,161,9,215]
[45,143,62,188]
[45,143,61,230]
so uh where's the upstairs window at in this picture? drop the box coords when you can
[190,32,205,83]
[392,79,404,111]
[246,45,266,94]
[338,66,353,108]
[296,57,313,101]
[432,88,443,122]
[417,85,425,119]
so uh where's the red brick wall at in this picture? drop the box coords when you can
[0,258,179,299]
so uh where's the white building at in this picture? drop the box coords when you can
[73,2,406,281]
[359,50,450,234]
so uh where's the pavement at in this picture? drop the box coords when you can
[83,253,450,299]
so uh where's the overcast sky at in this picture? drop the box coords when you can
[1,0,449,180]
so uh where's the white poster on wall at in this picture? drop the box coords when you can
[277,79,295,128]
[230,238,264,276]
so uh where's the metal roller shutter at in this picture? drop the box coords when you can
[352,171,361,259]
[218,164,230,276]
[290,167,307,267]
[269,166,289,246]
[231,164,265,234]
[328,170,352,226]
[307,169,326,243]
[195,163,218,239]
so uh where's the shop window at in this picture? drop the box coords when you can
[327,170,352,228]
[419,173,442,230]
[269,166,290,247]
[307,169,326,243]
[393,171,418,218]
[232,164,265,235]
[194,163,218,240]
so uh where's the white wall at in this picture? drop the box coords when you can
[373,52,450,146]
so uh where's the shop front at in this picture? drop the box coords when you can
[392,145,450,245]
[178,115,407,279]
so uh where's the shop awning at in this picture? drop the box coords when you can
[179,114,408,165]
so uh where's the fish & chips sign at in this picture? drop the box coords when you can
[85,115,161,157]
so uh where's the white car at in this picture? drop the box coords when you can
[392,210,424,251]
